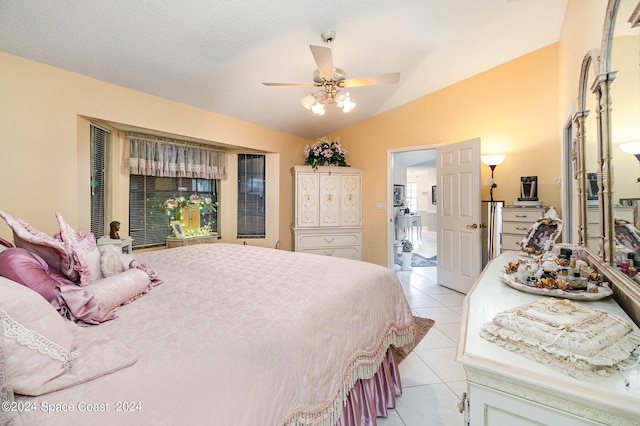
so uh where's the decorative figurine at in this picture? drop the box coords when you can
[109,221,121,240]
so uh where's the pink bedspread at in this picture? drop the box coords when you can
[15,244,414,425]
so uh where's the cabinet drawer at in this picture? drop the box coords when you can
[502,208,543,222]
[297,233,361,249]
[299,246,361,259]
[502,222,531,235]
[586,208,599,224]
[502,234,524,251]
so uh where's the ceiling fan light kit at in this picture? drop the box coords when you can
[263,31,399,115]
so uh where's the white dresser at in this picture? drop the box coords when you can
[501,205,546,252]
[586,205,635,252]
[457,251,640,425]
[291,166,362,259]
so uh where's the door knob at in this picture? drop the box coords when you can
[480,223,487,228]
[466,224,478,229]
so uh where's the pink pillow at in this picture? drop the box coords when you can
[0,277,135,396]
[0,210,73,279]
[0,248,115,325]
[72,234,103,286]
[83,268,151,310]
[0,248,72,303]
[54,212,87,282]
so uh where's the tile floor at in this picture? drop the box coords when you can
[382,231,467,426]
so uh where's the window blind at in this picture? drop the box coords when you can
[237,154,265,238]
[90,124,111,238]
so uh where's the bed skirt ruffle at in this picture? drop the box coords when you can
[337,348,402,426]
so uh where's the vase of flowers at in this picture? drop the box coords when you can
[303,137,350,170]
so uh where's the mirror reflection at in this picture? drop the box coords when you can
[610,0,640,279]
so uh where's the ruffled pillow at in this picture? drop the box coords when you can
[82,269,151,311]
[0,248,68,303]
[54,212,86,282]
[0,277,136,396]
[0,248,115,325]
[72,234,103,286]
[0,210,73,279]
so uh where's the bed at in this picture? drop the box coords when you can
[0,228,415,425]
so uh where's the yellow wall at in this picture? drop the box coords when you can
[329,44,561,265]
[0,52,307,250]
[0,0,615,266]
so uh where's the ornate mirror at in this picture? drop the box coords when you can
[576,0,640,323]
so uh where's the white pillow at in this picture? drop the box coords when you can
[0,277,136,396]
[99,246,126,278]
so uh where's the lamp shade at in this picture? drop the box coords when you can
[619,141,640,155]
[301,94,316,110]
[481,154,506,166]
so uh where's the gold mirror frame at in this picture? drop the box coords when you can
[575,0,640,324]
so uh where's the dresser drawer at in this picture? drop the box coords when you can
[502,234,524,251]
[502,208,544,222]
[297,232,361,249]
[298,246,361,259]
[502,222,532,235]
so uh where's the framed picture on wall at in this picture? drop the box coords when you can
[393,185,404,207]
[432,185,437,205]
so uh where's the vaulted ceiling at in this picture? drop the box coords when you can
[0,0,567,140]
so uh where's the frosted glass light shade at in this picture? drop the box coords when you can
[481,154,506,166]
[619,141,640,155]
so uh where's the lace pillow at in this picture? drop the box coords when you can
[72,234,103,286]
[83,268,151,311]
[0,277,136,396]
[0,332,15,426]
[0,210,73,280]
[99,245,126,278]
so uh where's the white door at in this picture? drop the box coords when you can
[436,138,482,294]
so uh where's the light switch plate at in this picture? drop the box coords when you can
[376,202,386,210]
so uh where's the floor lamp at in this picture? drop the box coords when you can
[481,154,506,261]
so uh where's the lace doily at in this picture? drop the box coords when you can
[481,298,640,380]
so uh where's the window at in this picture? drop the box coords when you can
[406,182,418,213]
[90,124,111,238]
[124,134,226,249]
[129,177,218,248]
[237,154,265,238]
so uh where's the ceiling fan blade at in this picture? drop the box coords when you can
[309,45,334,80]
[262,82,315,87]
[342,72,400,87]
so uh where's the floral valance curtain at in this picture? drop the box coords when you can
[123,135,227,180]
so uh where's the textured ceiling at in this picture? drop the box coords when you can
[0,0,567,140]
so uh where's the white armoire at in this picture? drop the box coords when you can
[291,165,362,259]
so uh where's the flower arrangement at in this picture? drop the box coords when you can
[304,137,350,170]
[164,194,217,216]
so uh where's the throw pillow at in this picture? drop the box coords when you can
[98,245,126,278]
[82,268,151,311]
[54,212,85,282]
[72,234,103,286]
[0,277,136,396]
[0,247,71,303]
[0,210,73,279]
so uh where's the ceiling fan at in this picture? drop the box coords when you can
[262,30,400,115]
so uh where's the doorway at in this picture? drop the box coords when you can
[388,145,441,270]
